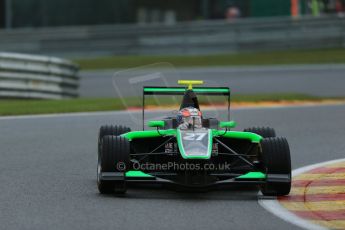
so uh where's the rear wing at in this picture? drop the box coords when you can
[142,86,231,130]
[144,87,230,95]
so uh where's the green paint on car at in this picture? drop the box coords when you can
[121,129,176,141]
[212,130,263,143]
[144,87,230,93]
[236,172,266,179]
[125,171,154,177]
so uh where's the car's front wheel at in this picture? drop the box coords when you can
[260,137,291,196]
[97,135,130,194]
[98,125,131,156]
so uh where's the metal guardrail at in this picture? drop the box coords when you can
[0,52,79,99]
[0,16,344,57]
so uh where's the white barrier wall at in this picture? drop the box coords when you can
[0,52,79,99]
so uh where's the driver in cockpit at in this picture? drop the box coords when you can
[177,107,202,130]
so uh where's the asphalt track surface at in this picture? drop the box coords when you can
[1,104,345,230]
[80,65,345,98]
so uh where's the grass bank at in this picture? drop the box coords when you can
[75,48,345,70]
[0,93,342,116]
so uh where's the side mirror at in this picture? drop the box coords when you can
[148,120,165,128]
[219,121,237,129]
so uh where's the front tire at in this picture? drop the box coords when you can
[260,137,291,196]
[97,135,130,194]
[98,125,131,156]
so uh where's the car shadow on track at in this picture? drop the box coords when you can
[97,184,260,201]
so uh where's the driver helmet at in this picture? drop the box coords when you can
[177,107,202,129]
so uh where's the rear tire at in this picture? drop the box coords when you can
[244,127,276,138]
[98,125,131,155]
[97,135,130,194]
[260,137,291,196]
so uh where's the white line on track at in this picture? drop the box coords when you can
[0,103,343,121]
[258,158,345,230]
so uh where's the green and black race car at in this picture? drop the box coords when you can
[97,80,291,196]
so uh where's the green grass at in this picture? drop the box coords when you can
[0,98,126,116]
[0,93,340,116]
[75,48,345,70]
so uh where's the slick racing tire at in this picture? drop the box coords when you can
[98,125,131,155]
[243,127,276,138]
[97,135,130,194]
[260,137,291,196]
